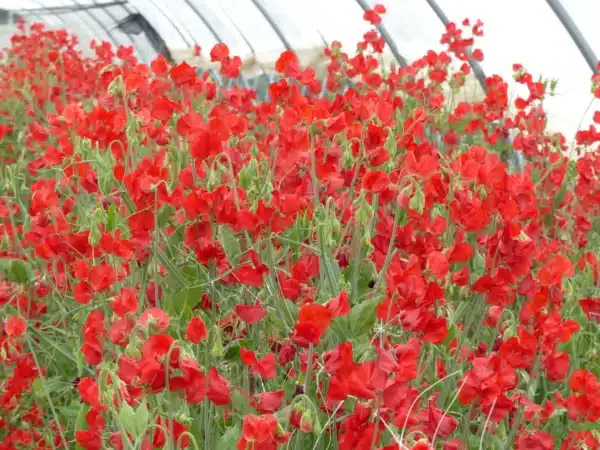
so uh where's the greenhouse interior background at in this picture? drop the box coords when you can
[1,0,599,151]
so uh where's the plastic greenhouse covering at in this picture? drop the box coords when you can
[2,0,599,148]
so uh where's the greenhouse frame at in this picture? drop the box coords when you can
[1,0,599,150]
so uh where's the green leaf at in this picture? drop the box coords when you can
[118,403,137,437]
[172,286,203,313]
[0,258,12,274]
[552,182,569,211]
[106,204,117,232]
[231,389,254,415]
[210,325,224,357]
[352,335,376,361]
[219,226,241,265]
[471,251,485,278]
[157,205,175,228]
[347,298,380,338]
[216,424,241,450]
[135,402,149,436]
[223,341,242,362]
[409,184,425,214]
[11,260,34,283]
[330,316,351,341]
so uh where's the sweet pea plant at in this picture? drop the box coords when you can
[2,5,600,450]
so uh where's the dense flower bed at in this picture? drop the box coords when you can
[2,6,600,450]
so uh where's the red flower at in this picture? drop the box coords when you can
[363,9,383,25]
[170,61,197,86]
[171,356,206,404]
[185,316,208,343]
[326,291,351,317]
[256,390,284,414]
[137,308,170,332]
[235,303,267,325]
[238,414,291,450]
[210,43,230,62]
[538,255,573,287]
[241,347,258,367]
[207,367,231,406]
[362,170,389,193]
[5,316,26,337]
[111,287,138,317]
[253,352,277,380]
[153,417,189,448]
[77,377,103,409]
[151,54,170,77]
[516,431,554,450]
[292,304,333,347]
[275,50,300,77]
[427,251,449,279]
[545,352,570,382]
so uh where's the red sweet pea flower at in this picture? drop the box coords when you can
[275,50,300,77]
[326,291,351,317]
[362,170,389,193]
[427,251,450,279]
[238,414,291,450]
[292,304,333,347]
[170,356,206,404]
[137,308,170,332]
[207,367,231,406]
[538,255,573,287]
[579,297,600,322]
[256,390,284,414]
[241,349,277,380]
[151,54,170,77]
[170,61,196,86]
[111,287,138,317]
[5,316,26,337]
[235,303,267,325]
[545,351,570,382]
[363,9,383,25]
[77,377,103,409]
[253,352,277,380]
[153,417,189,448]
[516,431,554,450]
[185,316,208,343]
[241,347,259,367]
[210,43,229,62]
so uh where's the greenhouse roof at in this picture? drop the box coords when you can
[2,0,600,142]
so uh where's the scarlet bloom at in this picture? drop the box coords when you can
[254,353,277,380]
[170,61,197,86]
[326,291,351,317]
[111,287,138,317]
[241,349,277,380]
[292,304,333,347]
[427,251,450,279]
[235,303,267,325]
[137,308,170,332]
[77,377,103,410]
[5,316,27,337]
[210,43,230,62]
[363,9,383,25]
[238,414,291,450]
[185,316,208,343]
[361,170,389,193]
[170,356,206,404]
[538,255,573,287]
[256,390,284,414]
[275,50,300,77]
[207,367,231,406]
